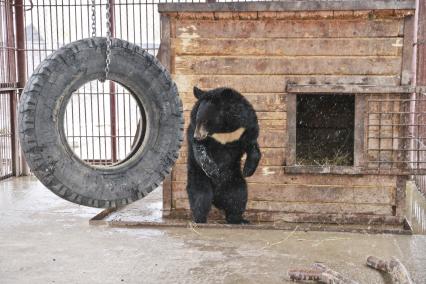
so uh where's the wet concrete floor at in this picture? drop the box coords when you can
[1,177,426,283]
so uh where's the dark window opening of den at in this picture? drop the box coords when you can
[296,94,355,166]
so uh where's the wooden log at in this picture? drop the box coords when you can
[366,256,413,284]
[288,263,359,283]
[172,37,403,56]
[313,263,359,284]
[288,268,322,282]
[175,56,402,76]
[175,19,404,39]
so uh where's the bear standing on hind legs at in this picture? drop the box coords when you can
[186,87,261,224]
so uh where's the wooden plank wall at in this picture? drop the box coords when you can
[163,10,412,223]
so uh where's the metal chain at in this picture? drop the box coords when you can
[91,0,96,38]
[104,1,112,81]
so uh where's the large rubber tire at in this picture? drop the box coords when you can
[19,38,183,208]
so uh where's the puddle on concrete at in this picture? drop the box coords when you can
[406,181,426,234]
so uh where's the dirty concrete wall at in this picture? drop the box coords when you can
[160,8,414,224]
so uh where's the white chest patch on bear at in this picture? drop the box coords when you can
[211,127,246,144]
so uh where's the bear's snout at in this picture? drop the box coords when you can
[194,124,208,141]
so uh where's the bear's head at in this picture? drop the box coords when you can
[191,87,254,144]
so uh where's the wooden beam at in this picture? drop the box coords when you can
[159,1,416,13]
[417,0,426,85]
[285,94,297,166]
[157,14,171,71]
[157,15,173,215]
[284,166,420,176]
[354,95,366,168]
[162,174,173,216]
[395,176,408,216]
[284,166,364,175]
[286,84,415,94]
[401,15,415,85]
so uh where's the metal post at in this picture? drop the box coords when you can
[9,91,17,176]
[108,0,117,163]
[5,0,18,176]
[5,0,16,82]
[14,0,26,90]
[14,0,29,175]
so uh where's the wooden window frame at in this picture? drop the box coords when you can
[285,92,364,175]
[284,85,414,175]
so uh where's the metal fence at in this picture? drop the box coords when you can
[414,92,426,196]
[65,81,144,166]
[2,0,203,169]
[1,0,213,175]
[366,96,426,174]
[0,91,14,180]
[0,0,17,179]
[21,0,163,167]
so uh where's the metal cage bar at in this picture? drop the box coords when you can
[366,95,426,175]
[0,0,18,179]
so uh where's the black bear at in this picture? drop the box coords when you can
[186,86,261,224]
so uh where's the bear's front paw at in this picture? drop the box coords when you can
[242,166,256,177]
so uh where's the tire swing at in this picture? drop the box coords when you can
[18,2,183,208]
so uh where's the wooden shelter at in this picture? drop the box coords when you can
[157,0,425,228]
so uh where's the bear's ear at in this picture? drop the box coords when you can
[193,86,205,100]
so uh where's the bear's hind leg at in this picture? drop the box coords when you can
[219,178,249,224]
[187,176,213,223]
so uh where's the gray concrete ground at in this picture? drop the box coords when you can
[1,177,426,284]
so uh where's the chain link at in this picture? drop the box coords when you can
[91,0,96,38]
[91,0,112,82]
[104,1,112,81]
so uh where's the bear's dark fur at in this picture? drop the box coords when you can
[186,87,261,224]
